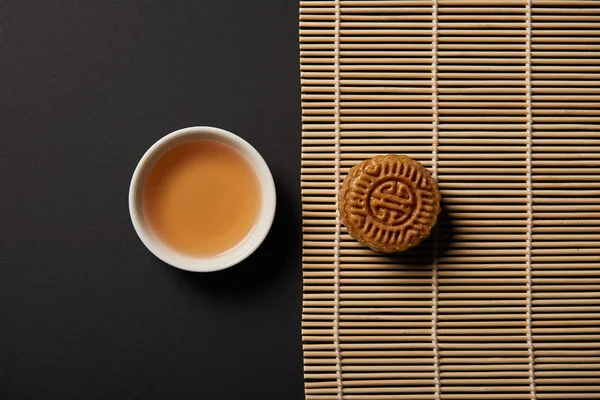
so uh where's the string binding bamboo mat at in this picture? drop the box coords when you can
[299,1,600,399]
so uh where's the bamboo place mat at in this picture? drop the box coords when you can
[299,1,600,399]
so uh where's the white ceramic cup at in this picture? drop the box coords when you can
[129,126,276,272]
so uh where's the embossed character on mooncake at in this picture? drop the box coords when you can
[339,154,441,253]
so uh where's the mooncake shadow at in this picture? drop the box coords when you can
[165,184,299,297]
[383,201,454,267]
[432,202,455,259]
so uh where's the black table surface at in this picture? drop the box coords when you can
[1,1,304,399]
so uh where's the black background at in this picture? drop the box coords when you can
[1,1,303,399]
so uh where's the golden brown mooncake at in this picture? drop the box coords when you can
[339,154,441,253]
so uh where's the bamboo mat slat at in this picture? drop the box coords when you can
[300,0,600,399]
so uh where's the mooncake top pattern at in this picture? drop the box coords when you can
[339,154,441,253]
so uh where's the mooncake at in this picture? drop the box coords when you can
[338,154,441,253]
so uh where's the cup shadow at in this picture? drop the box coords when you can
[163,184,300,298]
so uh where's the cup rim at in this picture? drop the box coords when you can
[128,126,276,272]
